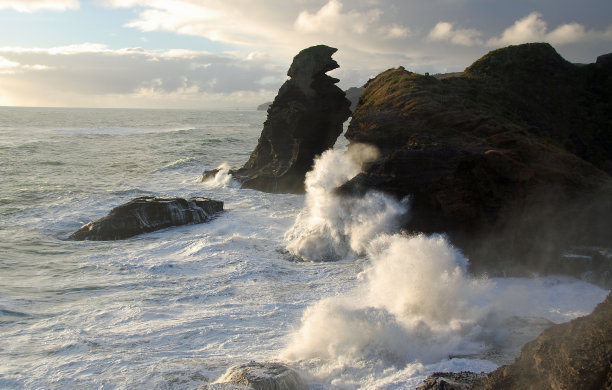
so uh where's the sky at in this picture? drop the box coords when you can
[0,0,610,109]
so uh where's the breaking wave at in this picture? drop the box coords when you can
[285,144,408,261]
[281,145,608,385]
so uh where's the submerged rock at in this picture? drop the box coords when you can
[69,196,223,240]
[343,43,612,278]
[212,362,306,390]
[204,45,351,193]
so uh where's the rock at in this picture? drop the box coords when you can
[483,291,612,390]
[416,371,489,390]
[416,292,612,390]
[206,45,351,193]
[344,86,364,112]
[596,53,612,69]
[213,362,306,390]
[343,43,612,279]
[69,196,223,240]
[257,102,272,111]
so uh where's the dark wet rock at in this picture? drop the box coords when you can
[484,291,612,390]
[212,362,306,390]
[416,371,489,390]
[69,196,223,240]
[205,45,351,193]
[343,43,612,279]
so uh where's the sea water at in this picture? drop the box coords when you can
[0,107,608,389]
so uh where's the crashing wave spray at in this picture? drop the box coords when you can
[282,233,492,365]
[203,163,238,188]
[282,145,493,368]
[284,144,408,261]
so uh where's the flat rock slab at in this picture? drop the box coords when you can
[70,196,223,240]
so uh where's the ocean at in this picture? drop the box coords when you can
[0,107,608,389]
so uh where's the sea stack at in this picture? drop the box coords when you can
[204,45,351,193]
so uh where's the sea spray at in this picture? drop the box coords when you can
[282,234,492,365]
[282,146,492,366]
[204,163,238,188]
[285,144,408,261]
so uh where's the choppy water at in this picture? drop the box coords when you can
[0,107,608,389]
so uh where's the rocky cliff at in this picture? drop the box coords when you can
[343,43,612,276]
[208,45,351,193]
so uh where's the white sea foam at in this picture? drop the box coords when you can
[1,108,608,390]
[285,144,408,261]
[204,163,240,188]
[282,233,492,365]
[280,146,609,387]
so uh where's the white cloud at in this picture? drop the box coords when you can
[0,0,79,12]
[0,55,20,73]
[428,22,483,46]
[105,0,281,46]
[546,22,586,44]
[295,0,344,33]
[294,0,409,39]
[0,45,284,108]
[487,12,612,46]
[100,0,413,59]
[487,12,547,46]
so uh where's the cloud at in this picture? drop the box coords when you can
[0,45,284,108]
[101,0,413,58]
[295,0,394,37]
[427,22,483,46]
[487,12,547,46]
[0,56,20,73]
[487,12,612,46]
[0,0,79,12]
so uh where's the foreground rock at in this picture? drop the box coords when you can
[484,291,612,390]
[416,372,488,390]
[343,43,612,278]
[70,196,223,240]
[204,45,351,193]
[417,292,612,389]
[204,362,306,390]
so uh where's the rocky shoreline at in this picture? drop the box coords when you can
[200,43,611,389]
[418,291,612,390]
[342,43,612,281]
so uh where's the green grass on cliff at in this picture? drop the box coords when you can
[354,43,612,172]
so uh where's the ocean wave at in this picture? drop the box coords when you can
[285,144,408,261]
[280,146,609,387]
[156,157,200,171]
[203,163,241,189]
[106,188,152,197]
